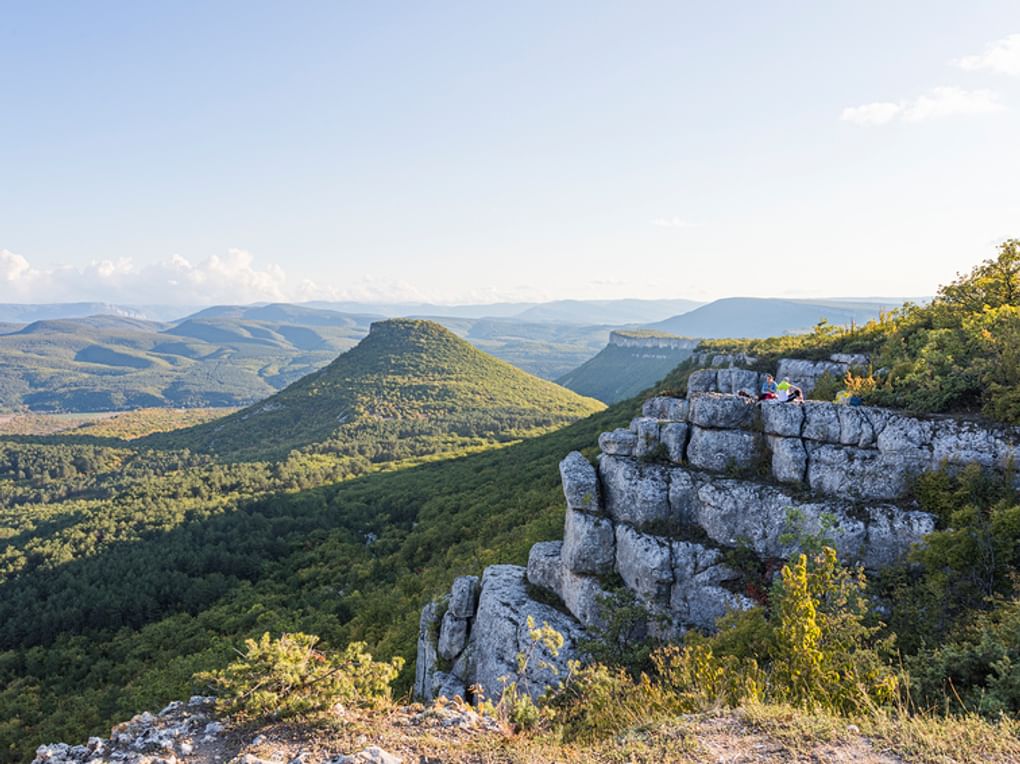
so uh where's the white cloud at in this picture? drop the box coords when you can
[841,86,1004,125]
[653,217,698,228]
[0,248,317,305]
[1,250,32,283]
[956,33,1020,76]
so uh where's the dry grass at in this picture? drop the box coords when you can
[214,701,1020,763]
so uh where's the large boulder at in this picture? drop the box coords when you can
[806,443,916,501]
[769,436,808,484]
[686,426,761,473]
[415,601,441,701]
[438,611,470,661]
[776,358,851,395]
[801,401,842,443]
[660,422,690,463]
[599,429,637,457]
[614,525,673,605]
[559,452,601,513]
[761,401,804,437]
[642,396,688,421]
[688,393,755,429]
[717,368,765,396]
[560,568,609,630]
[464,565,585,702]
[599,455,672,529]
[670,540,754,631]
[632,417,662,457]
[686,369,719,394]
[836,405,889,448]
[527,541,564,597]
[562,509,615,575]
[449,576,480,618]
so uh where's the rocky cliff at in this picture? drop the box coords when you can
[416,361,1020,704]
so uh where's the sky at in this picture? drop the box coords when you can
[1,1,1019,306]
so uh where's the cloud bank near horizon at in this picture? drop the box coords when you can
[0,248,450,307]
[0,248,579,307]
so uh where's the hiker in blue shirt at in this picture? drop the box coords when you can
[759,374,778,401]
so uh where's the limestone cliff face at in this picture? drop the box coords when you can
[416,364,1020,704]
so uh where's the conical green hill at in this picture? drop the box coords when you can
[155,318,605,460]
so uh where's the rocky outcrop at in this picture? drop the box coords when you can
[609,331,700,351]
[417,361,1020,707]
[32,697,220,764]
[415,566,585,704]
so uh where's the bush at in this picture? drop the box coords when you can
[195,632,404,721]
[542,547,898,740]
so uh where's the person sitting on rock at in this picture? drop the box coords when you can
[759,374,778,401]
[776,377,792,401]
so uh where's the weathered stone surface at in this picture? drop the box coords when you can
[830,353,869,366]
[415,601,440,701]
[466,565,585,702]
[668,467,700,525]
[688,393,755,429]
[438,611,469,661]
[562,509,615,575]
[599,428,637,456]
[761,400,804,437]
[930,419,1020,471]
[599,455,671,529]
[837,405,889,448]
[877,415,935,458]
[431,672,467,704]
[686,369,719,394]
[863,507,937,569]
[559,451,601,513]
[686,426,761,473]
[777,358,851,395]
[660,422,689,463]
[527,541,564,597]
[770,435,807,484]
[802,401,842,442]
[615,525,673,605]
[806,443,918,501]
[670,540,754,630]
[717,368,765,396]
[642,396,688,421]
[449,576,480,618]
[560,568,609,630]
[692,473,871,563]
[632,417,661,457]
[32,697,219,764]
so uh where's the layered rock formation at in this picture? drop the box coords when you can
[417,365,1020,705]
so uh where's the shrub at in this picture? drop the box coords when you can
[195,632,403,721]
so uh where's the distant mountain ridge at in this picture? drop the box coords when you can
[150,318,605,460]
[644,297,904,338]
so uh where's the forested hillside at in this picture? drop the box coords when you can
[0,399,631,760]
[151,319,604,461]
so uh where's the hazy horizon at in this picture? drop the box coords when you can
[3,2,1018,305]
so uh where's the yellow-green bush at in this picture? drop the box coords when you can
[195,632,403,721]
[543,547,899,740]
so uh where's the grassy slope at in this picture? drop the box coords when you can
[151,319,605,461]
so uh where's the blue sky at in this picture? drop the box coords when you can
[1,1,1019,305]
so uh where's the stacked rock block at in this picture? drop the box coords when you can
[418,363,1020,705]
[414,566,585,703]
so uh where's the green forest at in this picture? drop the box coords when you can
[2,244,1020,760]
